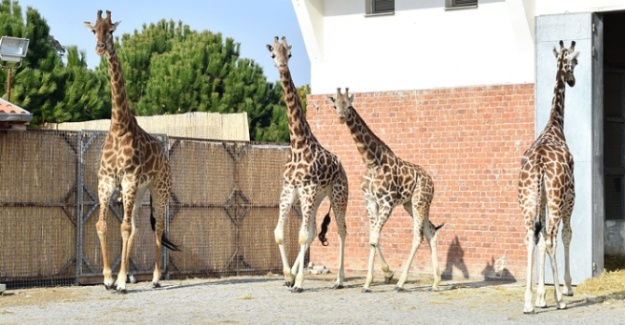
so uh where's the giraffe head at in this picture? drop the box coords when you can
[266,36,292,72]
[553,40,580,87]
[83,10,121,56]
[328,87,355,124]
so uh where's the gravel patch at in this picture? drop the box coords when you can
[1,274,624,324]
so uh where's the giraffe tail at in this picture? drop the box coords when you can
[533,171,545,245]
[149,196,181,252]
[318,206,332,246]
[433,222,445,231]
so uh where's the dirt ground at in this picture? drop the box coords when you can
[1,273,624,324]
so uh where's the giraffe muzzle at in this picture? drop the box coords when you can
[96,43,106,55]
[566,75,576,87]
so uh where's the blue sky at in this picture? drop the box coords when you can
[16,0,312,86]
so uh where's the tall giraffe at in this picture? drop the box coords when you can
[329,88,443,292]
[518,40,579,313]
[267,36,349,292]
[84,10,179,293]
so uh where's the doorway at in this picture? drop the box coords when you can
[603,11,625,265]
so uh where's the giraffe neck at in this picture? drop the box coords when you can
[105,46,137,135]
[546,56,567,131]
[279,67,318,150]
[345,106,393,168]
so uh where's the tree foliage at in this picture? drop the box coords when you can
[1,1,295,142]
[1,0,109,125]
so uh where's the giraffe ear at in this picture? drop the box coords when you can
[328,96,336,103]
[569,51,580,61]
[266,44,273,52]
[83,21,94,30]
[553,47,558,58]
[111,21,121,33]
[348,94,354,103]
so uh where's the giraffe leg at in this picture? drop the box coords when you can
[396,204,426,291]
[290,211,317,277]
[544,203,567,310]
[561,200,574,296]
[275,185,295,287]
[292,190,318,293]
[362,195,379,293]
[376,246,393,283]
[115,182,138,293]
[535,232,548,308]
[561,224,573,296]
[331,205,347,289]
[96,177,116,290]
[363,204,392,293]
[546,236,566,310]
[126,187,147,285]
[425,219,441,290]
[151,186,169,288]
[523,230,536,314]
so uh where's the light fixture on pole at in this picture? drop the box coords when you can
[0,36,30,102]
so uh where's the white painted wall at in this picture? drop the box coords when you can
[292,0,625,95]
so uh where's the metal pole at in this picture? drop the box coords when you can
[6,66,11,102]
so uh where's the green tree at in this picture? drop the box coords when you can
[3,4,292,141]
[131,28,288,142]
[1,0,109,125]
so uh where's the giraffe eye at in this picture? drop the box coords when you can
[288,53,292,58]
[271,54,275,59]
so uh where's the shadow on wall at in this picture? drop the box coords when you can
[441,235,517,282]
[481,255,516,282]
[442,235,470,280]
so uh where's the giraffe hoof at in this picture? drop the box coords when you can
[116,288,128,294]
[395,286,406,292]
[284,281,294,288]
[332,284,344,289]
[361,288,371,293]
[104,284,113,291]
[153,282,161,288]
[291,287,303,293]
[384,274,394,284]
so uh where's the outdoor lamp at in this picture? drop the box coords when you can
[0,36,30,63]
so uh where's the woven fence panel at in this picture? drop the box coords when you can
[0,131,77,287]
[1,130,294,287]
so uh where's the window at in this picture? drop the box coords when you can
[366,0,394,15]
[445,0,478,10]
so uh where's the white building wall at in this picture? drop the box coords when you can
[293,0,625,95]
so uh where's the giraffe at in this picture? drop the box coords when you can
[518,40,579,313]
[84,10,179,293]
[267,36,349,292]
[328,88,444,292]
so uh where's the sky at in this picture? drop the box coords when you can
[15,0,312,86]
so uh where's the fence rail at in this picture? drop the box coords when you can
[0,130,300,289]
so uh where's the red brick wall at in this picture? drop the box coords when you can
[305,84,535,281]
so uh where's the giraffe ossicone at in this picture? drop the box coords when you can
[267,36,349,293]
[518,40,579,314]
[329,87,444,292]
[84,10,180,293]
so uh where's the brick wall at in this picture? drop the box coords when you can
[305,84,535,281]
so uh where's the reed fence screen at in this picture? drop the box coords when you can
[0,130,300,289]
